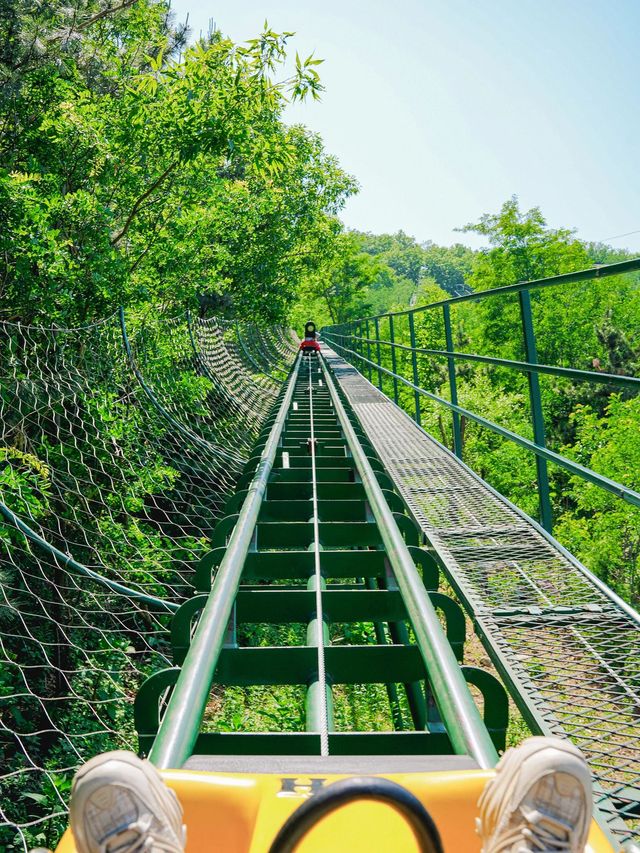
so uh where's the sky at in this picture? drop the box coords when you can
[170,0,640,252]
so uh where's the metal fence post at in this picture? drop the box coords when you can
[519,289,553,533]
[374,317,383,390]
[443,304,463,459]
[389,315,399,405]
[408,311,421,426]
[365,319,373,382]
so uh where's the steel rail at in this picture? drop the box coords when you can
[149,353,301,769]
[304,354,333,752]
[319,354,498,769]
[334,257,640,324]
[323,336,640,510]
[328,332,640,391]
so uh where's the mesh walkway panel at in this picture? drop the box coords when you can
[324,347,640,847]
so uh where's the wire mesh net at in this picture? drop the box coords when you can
[0,310,296,850]
[326,348,640,846]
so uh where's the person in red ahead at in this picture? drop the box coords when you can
[300,320,320,352]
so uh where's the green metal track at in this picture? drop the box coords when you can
[135,351,508,769]
[321,344,640,848]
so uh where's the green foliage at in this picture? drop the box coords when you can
[555,396,640,601]
[292,228,476,327]
[460,196,590,289]
[292,232,385,326]
[326,196,640,610]
[0,446,51,518]
[0,1,355,325]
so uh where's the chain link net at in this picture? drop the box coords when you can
[0,310,296,850]
[326,348,640,847]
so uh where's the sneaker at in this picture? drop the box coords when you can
[477,736,592,852]
[69,750,186,853]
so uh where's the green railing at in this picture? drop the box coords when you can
[148,354,302,768]
[320,357,498,768]
[322,258,640,533]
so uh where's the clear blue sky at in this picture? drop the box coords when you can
[171,0,640,252]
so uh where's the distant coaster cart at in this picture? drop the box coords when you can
[300,320,321,351]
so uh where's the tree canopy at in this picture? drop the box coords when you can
[0,0,356,324]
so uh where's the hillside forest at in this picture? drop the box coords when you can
[3,0,637,603]
[0,1,639,847]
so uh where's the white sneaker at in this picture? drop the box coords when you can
[477,736,592,852]
[69,751,186,853]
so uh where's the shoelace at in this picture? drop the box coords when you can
[492,807,574,852]
[99,815,181,853]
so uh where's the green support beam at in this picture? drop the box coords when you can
[137,348,505,772]
[320,356,498,769]
[148,355,302,768]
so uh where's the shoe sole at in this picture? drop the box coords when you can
[72,750,165,794]
[70,751,183,852]
[478,736,591,850]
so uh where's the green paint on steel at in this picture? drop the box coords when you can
[408,312,421,426]
[320,356,499,769]
[321,257,640,534]
[304,354,333,752]
[337,256,640,323]
[322,335,640,510]
[389,314,400,405]
[442,303,462,460]
[137,347,508,772]
[336,331,640,392]
[518,288,552,533]
[148,353,302,768]
[374,316,383,391]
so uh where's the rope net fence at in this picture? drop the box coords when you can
[0,310,296,850]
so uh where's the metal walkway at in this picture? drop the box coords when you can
[323,346,640,847]
[135,351,506,774]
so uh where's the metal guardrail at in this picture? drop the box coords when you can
[320,358,498,769]
[140,349,505,770]
[322,257,640,533]
[322,346,639,847]
[148,353,302,768]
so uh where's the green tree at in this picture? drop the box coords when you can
[555,396,640,604]
[295,231,384,325]
[0,2,354,325]
[460,195,589,290]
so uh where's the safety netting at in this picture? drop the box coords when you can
[0,309,296,850]
[326,347,640,847]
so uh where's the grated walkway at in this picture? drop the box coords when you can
[324,347,640,847]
